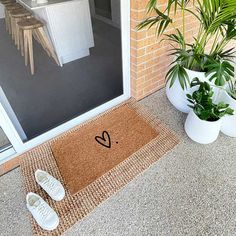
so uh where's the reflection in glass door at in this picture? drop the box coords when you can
[95,0,112,19]
[0,0,123,140]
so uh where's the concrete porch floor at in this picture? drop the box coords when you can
[1,89,236,235]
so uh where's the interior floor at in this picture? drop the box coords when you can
[1,89,236,235]
[0,18,123,140]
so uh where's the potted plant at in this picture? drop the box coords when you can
[218,78,236,137]
[185,78,234,144]
[138,0,236,113]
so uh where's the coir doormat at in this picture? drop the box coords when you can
[51,104,158,194]
[20,100,180,236]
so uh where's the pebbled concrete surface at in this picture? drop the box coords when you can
[1,89,236,236]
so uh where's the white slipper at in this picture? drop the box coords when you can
[26,192,59,231]
[35,169,65,201]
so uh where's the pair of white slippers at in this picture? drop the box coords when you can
[26,169,65,231]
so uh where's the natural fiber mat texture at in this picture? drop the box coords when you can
[20,101,180,236]
[51,104,158,194]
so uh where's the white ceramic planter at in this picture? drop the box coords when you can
[166,68,206,113]
[219,90,236,137]
[185,110,222,144]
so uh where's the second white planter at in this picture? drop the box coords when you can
[185,110,222,144]
[218,90,236,137]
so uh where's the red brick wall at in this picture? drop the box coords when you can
[130,0,199,100]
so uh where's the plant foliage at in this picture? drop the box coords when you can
[187,78,234,121]
[205,55,234,86]
[228,78,236,100]
[138,0,236,89]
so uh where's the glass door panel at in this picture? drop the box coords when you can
[95,0,112,19]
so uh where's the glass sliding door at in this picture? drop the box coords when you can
[94,0,112,19]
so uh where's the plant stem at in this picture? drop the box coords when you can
[210,30,220,55]
[182,3,185,38]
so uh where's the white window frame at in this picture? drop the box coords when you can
[0,0,130,164]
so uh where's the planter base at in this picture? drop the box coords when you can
[221,116,236,137]
[218,91,236,138]
[185,111,222,144]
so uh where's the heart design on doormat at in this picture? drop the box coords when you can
[95,131,111,149]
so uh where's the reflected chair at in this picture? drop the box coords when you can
[5,3,23,34]
[10,8,32,50]
[18,17,59,75]
[0,0,16,31]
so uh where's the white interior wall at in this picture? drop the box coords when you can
[111,0,120,26]
[0,4,5,19]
